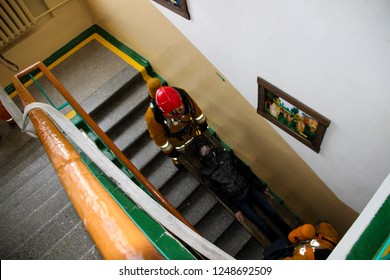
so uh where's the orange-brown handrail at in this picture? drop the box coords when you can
[12,73,164,260]
[14,61,196,232]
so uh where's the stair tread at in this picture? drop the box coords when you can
[0,138,45,185]
[159,171,200,208]
[178,186,217,225]
[143,154,180,189]
[195,203,235,243]
[0,132,40,178]
[0,189,71,259]
[80,246,102,260]
[0,176,62,237]
[7,203,83,260]
[0,148,51,205]
[235,237,265,260]
[214,221,252,257]
[50,39,131,107]
[0,163,57,217]
[40,221,100,260]
[91,75,148,132]
[110,103,150,151]
[124,133,161,171]
[81,66,140,115]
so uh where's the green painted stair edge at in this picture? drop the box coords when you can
[4,24,166,95]
[346,195,390,260]
[74,119,196,260]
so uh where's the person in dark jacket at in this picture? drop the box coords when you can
[197,139,292,242]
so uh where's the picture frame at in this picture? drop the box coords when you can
[257,76,330,153]
[152,0,190,20]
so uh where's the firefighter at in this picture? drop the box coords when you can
[263,221,340,260]
[283,222,340,260]
[145,78,208,167]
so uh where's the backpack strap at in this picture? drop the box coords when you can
[174,87,195,118]
[150,99,166,125]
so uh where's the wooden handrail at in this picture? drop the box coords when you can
[14,61,196,232]
[12,73,164,259]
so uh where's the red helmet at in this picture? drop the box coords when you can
[155,86,184,118]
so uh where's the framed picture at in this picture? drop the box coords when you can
[152,0,190,20]
[257,76,330,153]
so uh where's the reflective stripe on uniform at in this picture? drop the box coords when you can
[175,137,194,152]
[195,113,206,123]
[160,140,173,153]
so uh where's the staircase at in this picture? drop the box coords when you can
[0,130,102,260]
[79,63,268,259]
[0,29,300,259]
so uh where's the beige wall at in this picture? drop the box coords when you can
[0,0,92,87]
[82,0,357,234]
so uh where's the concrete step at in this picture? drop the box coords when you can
[0,175,62,237]
[81,66,139,116]
[178,185,218,225]
[0,188,71,259]
[214,221,253,257]
[159,170,200,208]
[0,137,43,180]
[80,246,102,260]
[6,202,89,260]
[123,132,161,171]
[0,163,58,217]
[0,139,48,203]
[235,237,265,260]
[109,102,150,152]
[142,153,181,190]
[195,203,235,243]
[0,174,101,259]
[40,221,98,260]
[89,74,148,133]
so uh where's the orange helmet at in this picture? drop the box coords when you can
[155,86,184,118]
[288,224,316,244]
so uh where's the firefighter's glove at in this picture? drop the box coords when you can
[167,149,180,158]
[198,122,209,132]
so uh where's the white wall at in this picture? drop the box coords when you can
[152,0,390,212]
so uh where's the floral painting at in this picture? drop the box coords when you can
[264,89,319,141]
[257,77,330,153]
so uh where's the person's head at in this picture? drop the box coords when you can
[147,78,162,99]
[155,86,184,119]
[199,144,212,158]
[196,136,215,161]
